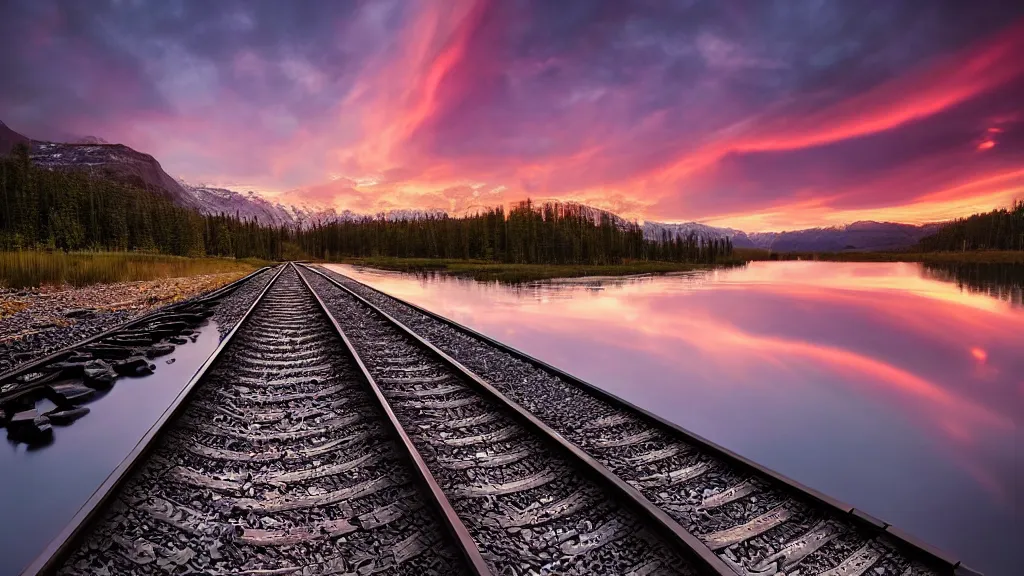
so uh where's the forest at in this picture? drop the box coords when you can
[0,144,733,264]
[1,144,288,259]
[297,201,734,265]
[916,200,1024,252]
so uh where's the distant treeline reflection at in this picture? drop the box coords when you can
[923,262,1024,306]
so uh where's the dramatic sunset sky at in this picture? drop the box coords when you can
[2,1,1022,231]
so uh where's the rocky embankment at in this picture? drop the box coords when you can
[0,272,249,373]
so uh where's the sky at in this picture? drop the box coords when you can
[1,0,1023,231]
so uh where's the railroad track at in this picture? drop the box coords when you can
[298,265,727,575]
[32,265,481,575]
[304,265,979,576]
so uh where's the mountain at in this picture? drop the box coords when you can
[27,137,204,210]
[642,220,941,252]
[72,135,110,145]
[0,120,30,155]
[1,118,944,251]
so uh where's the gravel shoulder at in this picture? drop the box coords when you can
[0,271,253,373]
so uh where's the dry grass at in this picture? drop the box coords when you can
[0,251,269,289]
[339,257,744,283]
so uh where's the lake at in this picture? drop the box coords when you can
[326,261,1023,576]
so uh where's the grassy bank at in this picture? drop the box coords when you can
[735,249,1024,264]
[340,257,744,283]
[0,251,269,289]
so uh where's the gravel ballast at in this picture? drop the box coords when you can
[0,270,267,374]
[310,265,941,576]
[301,265,696,576]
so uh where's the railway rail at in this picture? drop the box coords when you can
[297,265,726,575]
[304,264,980,576]
[12,261,977,575]
[29,264,482,576]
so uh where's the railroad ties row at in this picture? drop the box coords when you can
[298,265,707,576]
[309,265,951,576]
[58,265,472,575]
[0,266,279,447]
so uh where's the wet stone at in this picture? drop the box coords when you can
[44,361,90,377]
[82,344,133,360]
[47,382,96,404]
[7,412,53,443]
[9,408,39,425]
[113,356,150,375]
[47,406,90,425]
[83,359,118,386]
[168,336,188,345]
[145,344,175,358]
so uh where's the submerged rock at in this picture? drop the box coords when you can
[145,344,175,358]
[47,382,96,404]
[47,407,90,425]
[113,356,150,375]
[7,411,53,443]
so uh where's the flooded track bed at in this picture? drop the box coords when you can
[310,265,970,576]
[50,266,473,576]
[299,266,714,576]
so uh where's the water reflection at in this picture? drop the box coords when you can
[327,261,1024,576]
[0,322,225,575]
[922,262,1024,307]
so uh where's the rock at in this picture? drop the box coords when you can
[82,344,133,360]
[9,409,39,425]
[6,412,52,444]
[168,336,188,345]
[144,344,175,358]
[47,382,96,404]
[47,407,90,425]
[84,359,118,386]
[113,356,150,375]
[64,308,96,318]
[105,335,154,347]
[66,351,94,363]
[45,361,89,377]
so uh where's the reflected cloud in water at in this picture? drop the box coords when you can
[327,261,1024,575]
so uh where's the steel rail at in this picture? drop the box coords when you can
[300,263,735,576]
[0,265,275,384]
[293,263,493,576]
[20,264,287,576]
[312,265,980,576]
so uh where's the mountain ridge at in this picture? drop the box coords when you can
[0,120,945,251]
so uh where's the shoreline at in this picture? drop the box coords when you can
[336,251,1024,283]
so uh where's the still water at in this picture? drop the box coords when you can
[327,261,1023,576]
[0,322,225,575]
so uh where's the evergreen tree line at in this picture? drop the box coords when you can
[297,200,733,264]
[917,200,1024,252]
[1,144,287,258]
[1,143,733,264]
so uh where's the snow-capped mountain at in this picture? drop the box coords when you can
[0,118,944,251]
[27,139,205,211]
[72,135,110,145]
[642,221,753,246]
[641,220,941,251]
